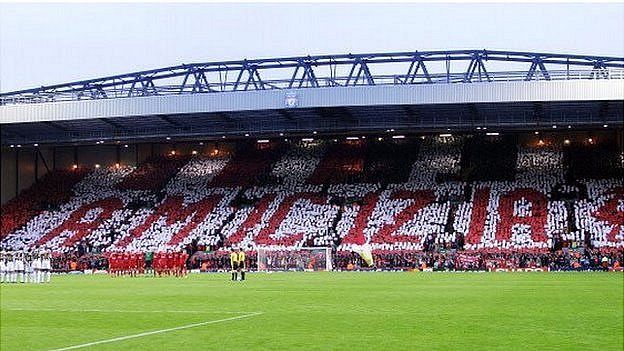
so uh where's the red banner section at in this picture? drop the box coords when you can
[37,197,124,247]
[115,195,223,249]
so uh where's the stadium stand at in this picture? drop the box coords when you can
[0,169,89,240]
[117,154,191,191]
[1,135,622,271]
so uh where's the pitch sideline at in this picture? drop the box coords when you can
[6,307,259,314]
[45,311,263,351]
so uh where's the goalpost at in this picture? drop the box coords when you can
[256,247,333,272]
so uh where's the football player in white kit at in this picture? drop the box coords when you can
[15,251,25,283]
[41,251,52,283]
[0,251,6,283]
[32,251,42,284]
[7,252,16,283]
[25,251,35,283]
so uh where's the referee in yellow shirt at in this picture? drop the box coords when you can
[230,248,238,281]
[237,248,246,281]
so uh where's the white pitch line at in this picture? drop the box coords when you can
[46,312,263,351]
[5,308,259,314]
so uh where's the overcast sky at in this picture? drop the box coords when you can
[1,2,623,92]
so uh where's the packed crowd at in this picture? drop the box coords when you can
[1,137,622,272]
[332,247,623,271]
[0,169,89,239]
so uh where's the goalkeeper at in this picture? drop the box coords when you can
[237,248,246,281]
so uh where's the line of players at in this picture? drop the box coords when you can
[0,250,52,284]
[108,251,189,277]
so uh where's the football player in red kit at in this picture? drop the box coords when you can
[180,251,189,277]
[158,251,165,276]
[154,252,162,276]
[127,253,134,276]
[109,253,117,277]
[122,253,130,275]
[166,251,174,276]
[130,253,138,277]
[136,253,144,275]
[108,250,188,278]
[172,252,180,277]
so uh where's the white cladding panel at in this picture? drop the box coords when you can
[1,80,623,124]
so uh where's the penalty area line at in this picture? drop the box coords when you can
[45,312,263,351]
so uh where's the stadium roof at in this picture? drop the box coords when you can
[2,49,623,104]
[1,50,623,145]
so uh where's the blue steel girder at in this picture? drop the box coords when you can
[232,66,246,91]
[591,60,610,79]
[288,59,320,88]
[140,78,157,96]
[525,56,551,81]
[403,53,432,84]
[179,68,215,93]
[345,58,375,86]
[464,52,491,83]
[193,69,213,93]
[80,84,108,99]
[127,76,142,97]
[302,63,319,88]
[2,50,623,104]
[232,63,266,91]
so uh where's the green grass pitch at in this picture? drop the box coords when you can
[1,272,622,351]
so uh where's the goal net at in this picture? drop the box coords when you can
[257,247,333,272]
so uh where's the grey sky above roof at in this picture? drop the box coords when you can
[1,2,623,93]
